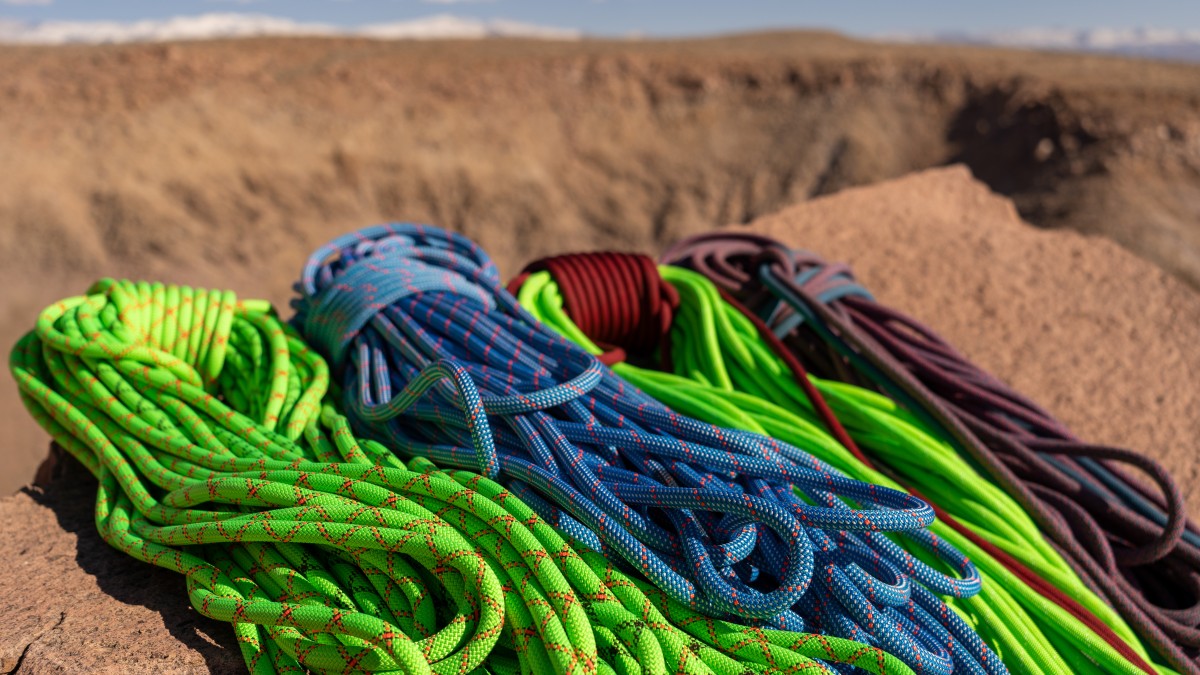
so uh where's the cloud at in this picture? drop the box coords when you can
[0,12,581,44]
[361,14,578,40]
[1,0,54,6]
[891,26,1200,53]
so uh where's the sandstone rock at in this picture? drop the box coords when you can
[0,453,241,674]
[738,165,1200,513]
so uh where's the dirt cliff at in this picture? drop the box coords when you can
[2,33,1199,490]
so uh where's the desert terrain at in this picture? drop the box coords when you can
[2,32,1199,494]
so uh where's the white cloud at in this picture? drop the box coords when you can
[0,14,335,44]
[486,18,579,40]
[0,12,581,44]
[360,14,578,40]
[1,0,53,6]
[890,26,1200,56]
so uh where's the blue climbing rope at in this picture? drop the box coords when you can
[291,224,1005,675]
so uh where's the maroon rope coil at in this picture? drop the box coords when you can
[508,252,679,367]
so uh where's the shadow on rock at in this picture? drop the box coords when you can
[24,445,243,673]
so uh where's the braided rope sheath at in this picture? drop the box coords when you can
[512,257,1171,675]
[292,224,1000,675]
[10,278,918,675]
[662,232,1200,674]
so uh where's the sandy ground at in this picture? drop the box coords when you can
[1,167,1195,671]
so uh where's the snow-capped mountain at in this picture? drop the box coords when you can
[0,12,582,45]
[900,27,1200,61]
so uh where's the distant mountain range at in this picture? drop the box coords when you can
[902,27,1200,61]
[0,13,582,44]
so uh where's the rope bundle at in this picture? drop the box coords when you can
[662,232,1199,674]
[509,253,1165,675]
[10,221,1188,675]
[508,253,680,367]
[291,224,1002,675]
[10,278,923,675]
[12,279,509,673]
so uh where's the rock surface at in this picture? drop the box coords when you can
[2,167,1197,672]
[0,453,242,674]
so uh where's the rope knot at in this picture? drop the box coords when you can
[294,224,500,371]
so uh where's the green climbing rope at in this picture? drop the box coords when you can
[10,278,917,675]
[516,266,1173,675]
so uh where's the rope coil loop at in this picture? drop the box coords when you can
[13,279,516,673]
[512,252,680,367]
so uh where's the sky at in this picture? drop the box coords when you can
[3,0,1200,38]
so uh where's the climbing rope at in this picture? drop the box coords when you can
[662,232,1200,674]
[14,224,1184,675]
[508,252,1167,675]
[10,277,927,675]
[292,224,1004,675]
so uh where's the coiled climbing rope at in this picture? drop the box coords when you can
[15,223,1187,675]
[10,277,925,675]
[663,232,1200,674]
[292,224,1005,675]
